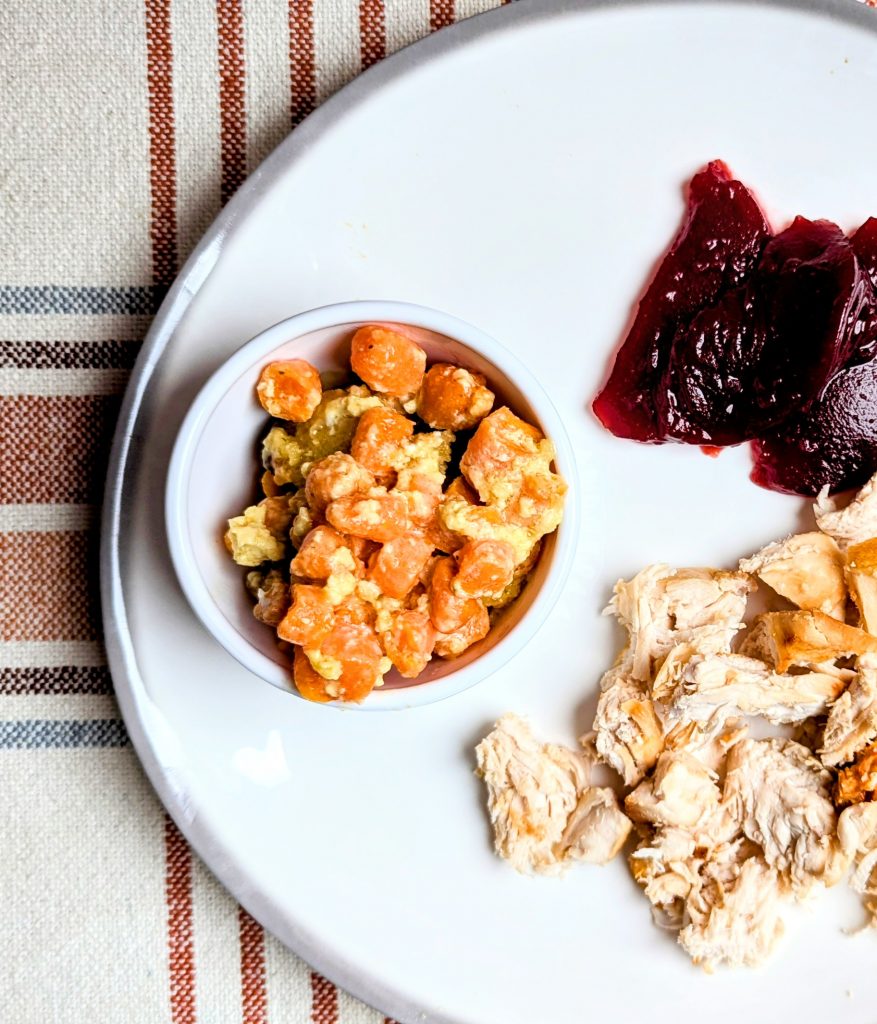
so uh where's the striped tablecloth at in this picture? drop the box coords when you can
[0,2,503,1021]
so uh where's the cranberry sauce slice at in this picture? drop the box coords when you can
[657,218,867,446]
[750,220,877,495]
[592,160,770,442]
[853,217,877,289]
[751,359,877,495]
[848,218,877,364]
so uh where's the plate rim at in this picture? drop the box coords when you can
[100,1,877,1021]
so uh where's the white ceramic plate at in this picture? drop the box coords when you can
[102,3,877,1022]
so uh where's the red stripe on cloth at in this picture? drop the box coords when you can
[359,0,386,70]
[429,0,455,33]
[288,0,316,127]
[0,531,100,642]
[310,972,338,1023]
[239,908,268,1024]
[165,816,196,1024]
[145,0,178,289]
[216,0,247,204]
[0,394,120,504]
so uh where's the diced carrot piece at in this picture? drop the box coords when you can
[326,491,409,542]
[351,407,414,482]
[350,325,426,396]
[461,407,543,502]
[434,602,490,658]
[317,624,385,702]
[334,593,376,628]
[256,359,322,421]
[291,525,361,580]
[382,610,436,678]
[276,584,333,646]
[369,534,434,600]
[395,471,443,527]
[428,556,481,633]
[422,477,476,554]
[423,516,464,555]
[346,535,380,562]
[417,363,494,431]
[445,476,479,504]
[453,539,516,598]
[293,646,333,702]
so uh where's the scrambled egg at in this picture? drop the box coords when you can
[225,497,292,566]
[262,386,385,487]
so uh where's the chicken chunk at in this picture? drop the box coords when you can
[678,857,786,972]
[629,827,701,926]
[845,539,877,634]
[815,471,877,547]
[607,565,753,681]
[741,610,877,674]
[837,802,877,922]
[630,805,754,940]
[475,714,631,875]
[663,716,749,775]
[723,738,840,892]
[655,647,847,726]
[559,786,633,866]
[625,751,720,830]
[821,654,877,767]
[593,663,665,787]
[739,532,846,621]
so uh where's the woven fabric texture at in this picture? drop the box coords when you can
[0,2,504,1021]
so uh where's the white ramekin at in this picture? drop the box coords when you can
[165,301,578,710]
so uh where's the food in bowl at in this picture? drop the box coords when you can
[223,324,567,703]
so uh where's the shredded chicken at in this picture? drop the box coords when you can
[625,751,720,830]
[838,802,877,922]
[723,738,841,892]
[679,857,786,971]
[628,770,784,972]
[560,787,633,866]
[741,610,877,673]
[821,654,877,767]
[816,472,877,547]
[607,565,753,682]
[740,532,845,620]
[475,714,631,875]
[655,647,846,726]
[846,538,877,633]
[629,826,701,925]
[592,663,664,787]
[475,470,877,970]
[663,716,748,775]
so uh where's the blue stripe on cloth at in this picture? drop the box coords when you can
[0,285,161,316]
[0,719,129,749]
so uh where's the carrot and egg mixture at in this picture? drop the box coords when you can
[224,324,566,703]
